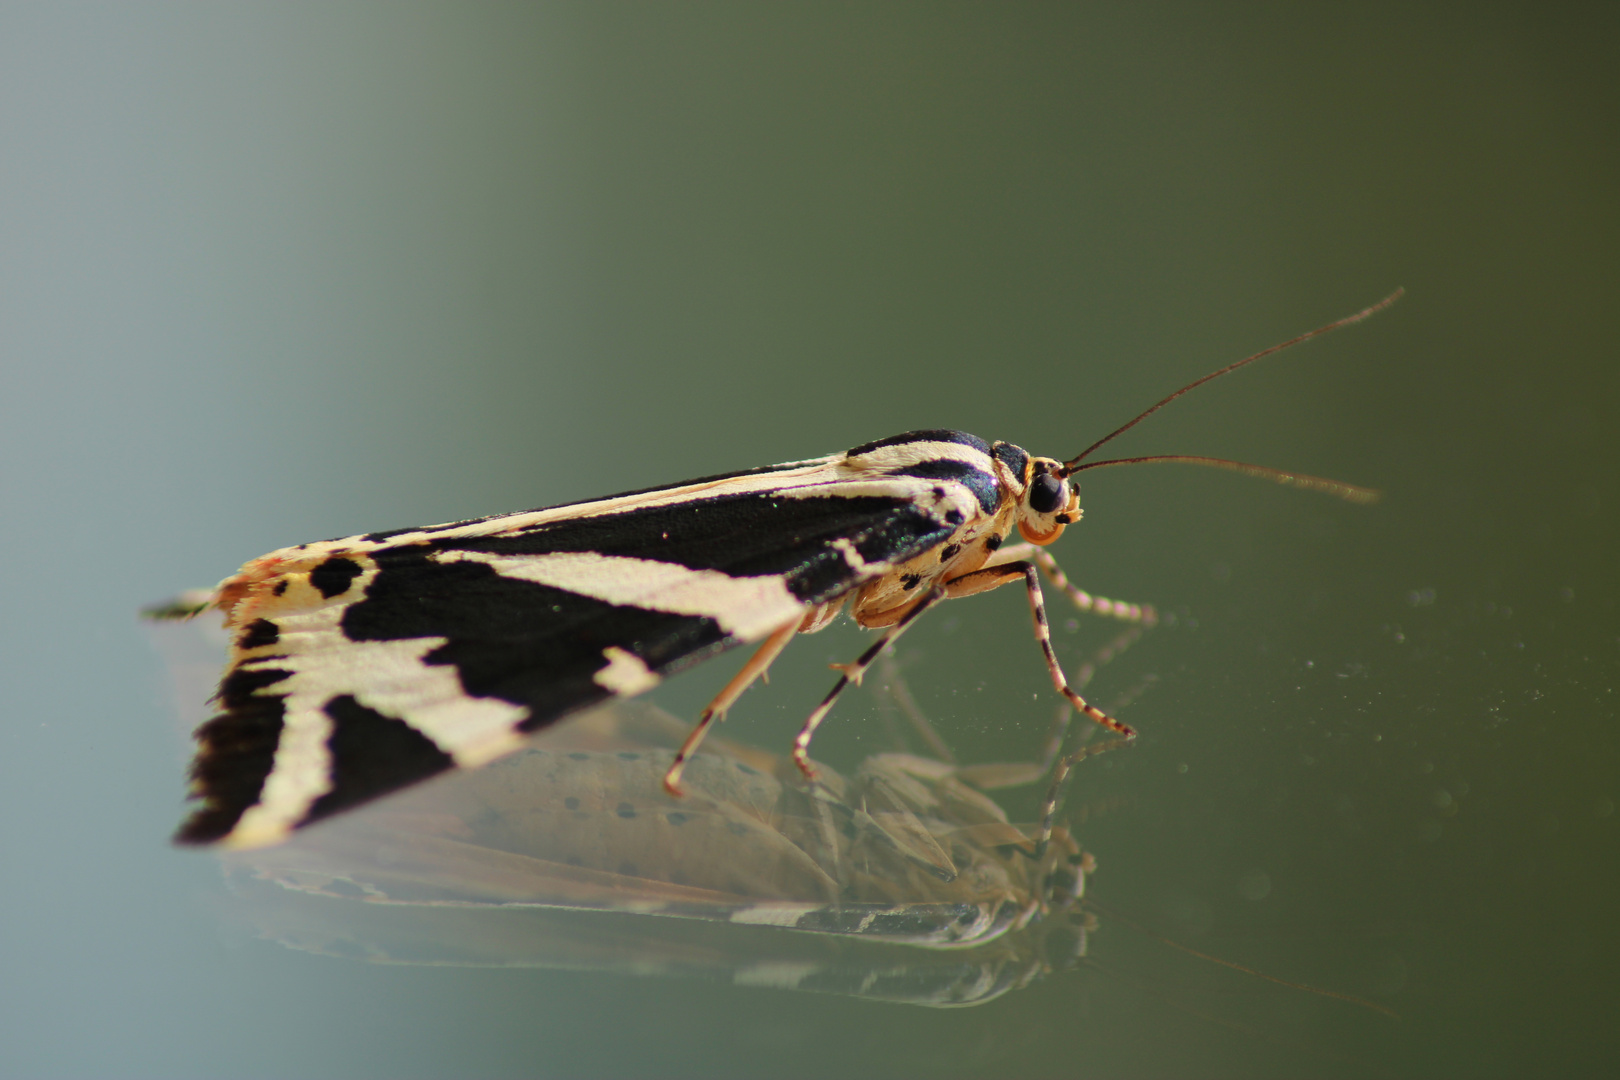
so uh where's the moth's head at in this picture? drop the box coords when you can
[992,442,1081,546]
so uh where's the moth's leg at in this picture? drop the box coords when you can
[790,586,946,782]
[663,617,801,796]
[960,553,1151,774]
[944,562,1137,741]
[984,543,1157,625]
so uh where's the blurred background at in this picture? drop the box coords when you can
[2,4,1615,1077]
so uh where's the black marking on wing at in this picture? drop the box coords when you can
[237,618,279,650]
[794,904,984,937]
[310,556,363,598]
[305,696,454,824]
[220,664,292,702]
[845,430,991,457]
[342,547,730,727]
[358,459,818,543]
[178,483,959,844]
[176,684,288,844]
[990,441,1029,478]
[440,493,952,603]
[889,459,1000,515]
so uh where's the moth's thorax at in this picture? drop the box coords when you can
[843,437,1082,629]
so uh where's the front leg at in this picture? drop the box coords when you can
[942,561,1137,740]
[986,543,1157,625]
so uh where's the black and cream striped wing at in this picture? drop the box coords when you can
[180,436,996,848]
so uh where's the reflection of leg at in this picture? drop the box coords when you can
[791,586,945,781]
[663,618,799,796]
[1034,737,1131,856]
[1029,619,1152,774]
[875,653,956,763]
[874,607,1154,782]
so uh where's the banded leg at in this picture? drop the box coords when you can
[943,562,1137,742]
[1021,619,1147,770]
[664,617,800,796]
[988,543,1157,625]
[791,586,945,781]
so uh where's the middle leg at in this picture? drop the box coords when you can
[987,543,1157,625]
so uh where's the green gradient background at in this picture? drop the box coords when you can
[2,4,1616,1077]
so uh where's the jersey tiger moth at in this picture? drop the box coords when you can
[150,292,1399,849]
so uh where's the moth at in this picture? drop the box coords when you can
[152,292,1398,849]
[223,698,1105,1007]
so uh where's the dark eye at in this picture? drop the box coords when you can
[1028,474,1068,515]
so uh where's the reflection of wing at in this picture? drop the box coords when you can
[177,455,961,848]
[223,701,1096,1006]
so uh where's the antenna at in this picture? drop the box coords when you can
[1057,290,1403,495]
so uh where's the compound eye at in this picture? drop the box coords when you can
[1028,473,1068,515]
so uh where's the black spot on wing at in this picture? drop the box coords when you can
[438,493,952,605]
[889,459,1000,515]
[310,556,363,598]
[340,549,728,730]
[846,430,991,457]
[305,696,455,824]
[237,618,279,650]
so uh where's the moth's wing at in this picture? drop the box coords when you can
[179,471,960,848]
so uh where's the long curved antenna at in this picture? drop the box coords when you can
[1070,454,1381,504]
[1059,289,1403,475]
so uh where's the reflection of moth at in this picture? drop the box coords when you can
[223,700,1102,1006]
